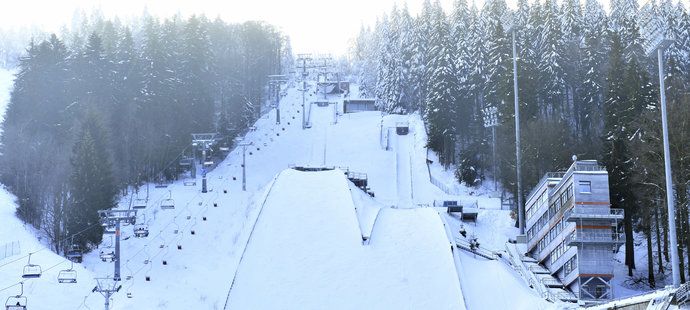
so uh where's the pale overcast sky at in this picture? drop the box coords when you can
[0,0,685,56]
[0,0,453,56]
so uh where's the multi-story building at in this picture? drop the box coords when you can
[524,159,624,303]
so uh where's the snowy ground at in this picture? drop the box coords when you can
[227,169,464,309]
[0,76,660,309]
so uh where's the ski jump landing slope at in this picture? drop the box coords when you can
[226,169,465,310]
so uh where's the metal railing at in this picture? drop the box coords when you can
[573,161,606,172]
[567,231,625,244]
[565,207,623,220]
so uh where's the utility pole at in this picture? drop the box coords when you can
[97,209,136,282]
[93,277,122,310]
[640,3,680,287]
[192,133,218,194]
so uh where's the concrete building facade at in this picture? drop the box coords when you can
[525,159,624,303]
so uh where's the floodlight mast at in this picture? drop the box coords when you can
[640,1,679,288]
[482,106,499,191]
[502,11,525,234]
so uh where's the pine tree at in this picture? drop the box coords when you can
[536,0,567,118]
[561,0,583,133]
[398,4,416,113]
[450,0,474,143]
[578,0,608,144]
[424,10,459,167]
[67,114,117,248]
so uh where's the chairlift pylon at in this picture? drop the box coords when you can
[22,253,42,279]
[4,282,27,310]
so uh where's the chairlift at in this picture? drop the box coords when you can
[134,224,149,238]
[65,244,83,263]
[154,174,169,188]
[161,199,175,210]
[100,237,115,262]
[57,261,77,284]
[104,225,116,234]
[161,191,175,210]
[133,198,147,210]
[99,250,115,262]
[5,283,27,310]
[179,157,192,166]
[22,253,42,279]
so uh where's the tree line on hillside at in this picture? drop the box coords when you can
[0,12,292,254]
[351,0,690,287]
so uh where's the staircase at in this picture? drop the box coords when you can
[504,243,577,303]
[454,237,499,260]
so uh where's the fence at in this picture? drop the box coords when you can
[0,241,20,261]
[430,174,462,196]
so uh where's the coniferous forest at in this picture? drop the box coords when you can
[0,13,291,253]
[351,0,690,287]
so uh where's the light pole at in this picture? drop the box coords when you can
[640,3,679,287]
[482,106,499,191]
[235,137,253,191]
[503,11,524,234]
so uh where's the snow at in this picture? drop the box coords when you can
[227,169,464,309]
[0,77,626,310]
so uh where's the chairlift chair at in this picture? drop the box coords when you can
[5,283,27,310]
[65,244,83,263]
[57,263,77,284]
[104,225,116,234]
[133,198,147,210]
[134,224,149,238]
[161,199,175,210]
[22,254,42,278]
[161,191,175,210]
[5,283,26,310]
[99,251,115,263]
[154,174,169,188]
[179,157,192,166]
[5,295,27,310]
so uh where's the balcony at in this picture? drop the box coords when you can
[567,231,625,246]
[565,207,624,222]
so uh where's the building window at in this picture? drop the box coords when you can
[578,181,592,194]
